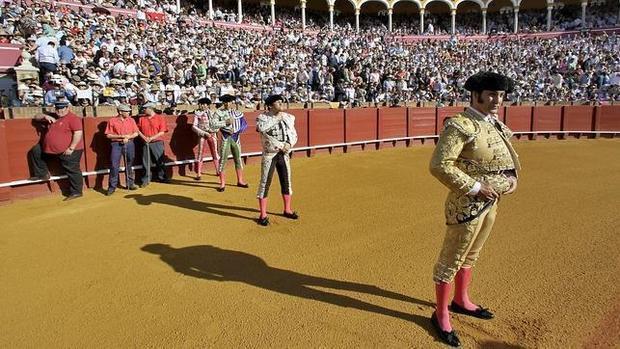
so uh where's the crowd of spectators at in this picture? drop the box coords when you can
[0,0,619,110]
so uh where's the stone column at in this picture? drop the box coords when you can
[209,0,213,20]
[388,8,393,32]
[482,9,487,34]
[176,0,180,14]
[329,5,334,31]
[237,0,243,23]
[271,0,276,26]
[355,8,360,32]
[547,5,553,31]
[514,7,519,33]
[420,8,425,34]
[581,1,587,29]
[301,1,306,30]
[451,8,456,35]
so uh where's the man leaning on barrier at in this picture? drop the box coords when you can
[105,104,139,196]
[28,98,84,201]
[137,102,170,187]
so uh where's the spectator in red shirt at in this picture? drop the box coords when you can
[105,104,140,196]
[138,102,170,187]
[28,98,84,201]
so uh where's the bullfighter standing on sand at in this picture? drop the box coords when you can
[255,95,299,226]
[429,71,521,347]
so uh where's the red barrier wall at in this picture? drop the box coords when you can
[408,107,436,136]
[378,107,407,139]
[308,109,345,146]
[533,106,562,132]
[1,106,618,203]
[505,106,533,132]
[562,106,595,131]
[237,111,262,154]
[3,117,88,199]
[0,121,11,202]
[289,109,309,148]
[497,106,506,123]
[345,108,377,142]
[594,106,620,132]
[82,117,112,189]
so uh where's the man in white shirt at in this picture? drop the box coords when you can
[35,40,59,81]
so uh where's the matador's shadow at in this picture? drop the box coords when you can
[126,193,257,221]
[142,243,434,332]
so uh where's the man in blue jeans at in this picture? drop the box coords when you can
[138,102,170,187]
[105,104,139,196]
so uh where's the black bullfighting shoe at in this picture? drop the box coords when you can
[257,217,269,226]
[237,182,249,188]
[282,211,299,219]
[450,301,495,320]
[431,312,461,347]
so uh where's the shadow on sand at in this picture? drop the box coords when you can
[142,243,436,337]
[126,193,257,221]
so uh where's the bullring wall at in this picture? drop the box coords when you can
[0,105,618,203]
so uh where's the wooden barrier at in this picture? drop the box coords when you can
[82,116,113,190]
[594,106,620,133]
[308,109,345,154]
[0,121,12,202]
[562,105,595,134]
[10,106,44,119]
[532,106,563,139]
[378,107,408,147]
[505,106,533,139]
[408,107,436,145]
[1,105,618,203]
[345,108,378,151]
[288,109,309,149]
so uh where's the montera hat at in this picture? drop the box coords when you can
[464,71,514,93]
[264,94,285,106]
[219,94,236,103]
[197,97,211,105]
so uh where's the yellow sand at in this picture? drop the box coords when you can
[1,139,619,348]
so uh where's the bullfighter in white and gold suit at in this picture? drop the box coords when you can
[429,72,521,347]
[255,95,299,227]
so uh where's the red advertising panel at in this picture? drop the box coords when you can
[288,109,309,148]
[241,111,264,154]
[345,108,377,142]
[378,107,407,139]
[532,106,562,132]
[505,106,533,132]
[408,107,436,136]
[594,106,620,131]
[308,109,345,146]
[562,106,595,132]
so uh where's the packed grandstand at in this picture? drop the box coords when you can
[0,0,619,109]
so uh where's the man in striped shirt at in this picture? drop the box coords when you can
[210,94,249,192]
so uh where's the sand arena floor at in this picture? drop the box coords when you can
[1,139,619,348]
